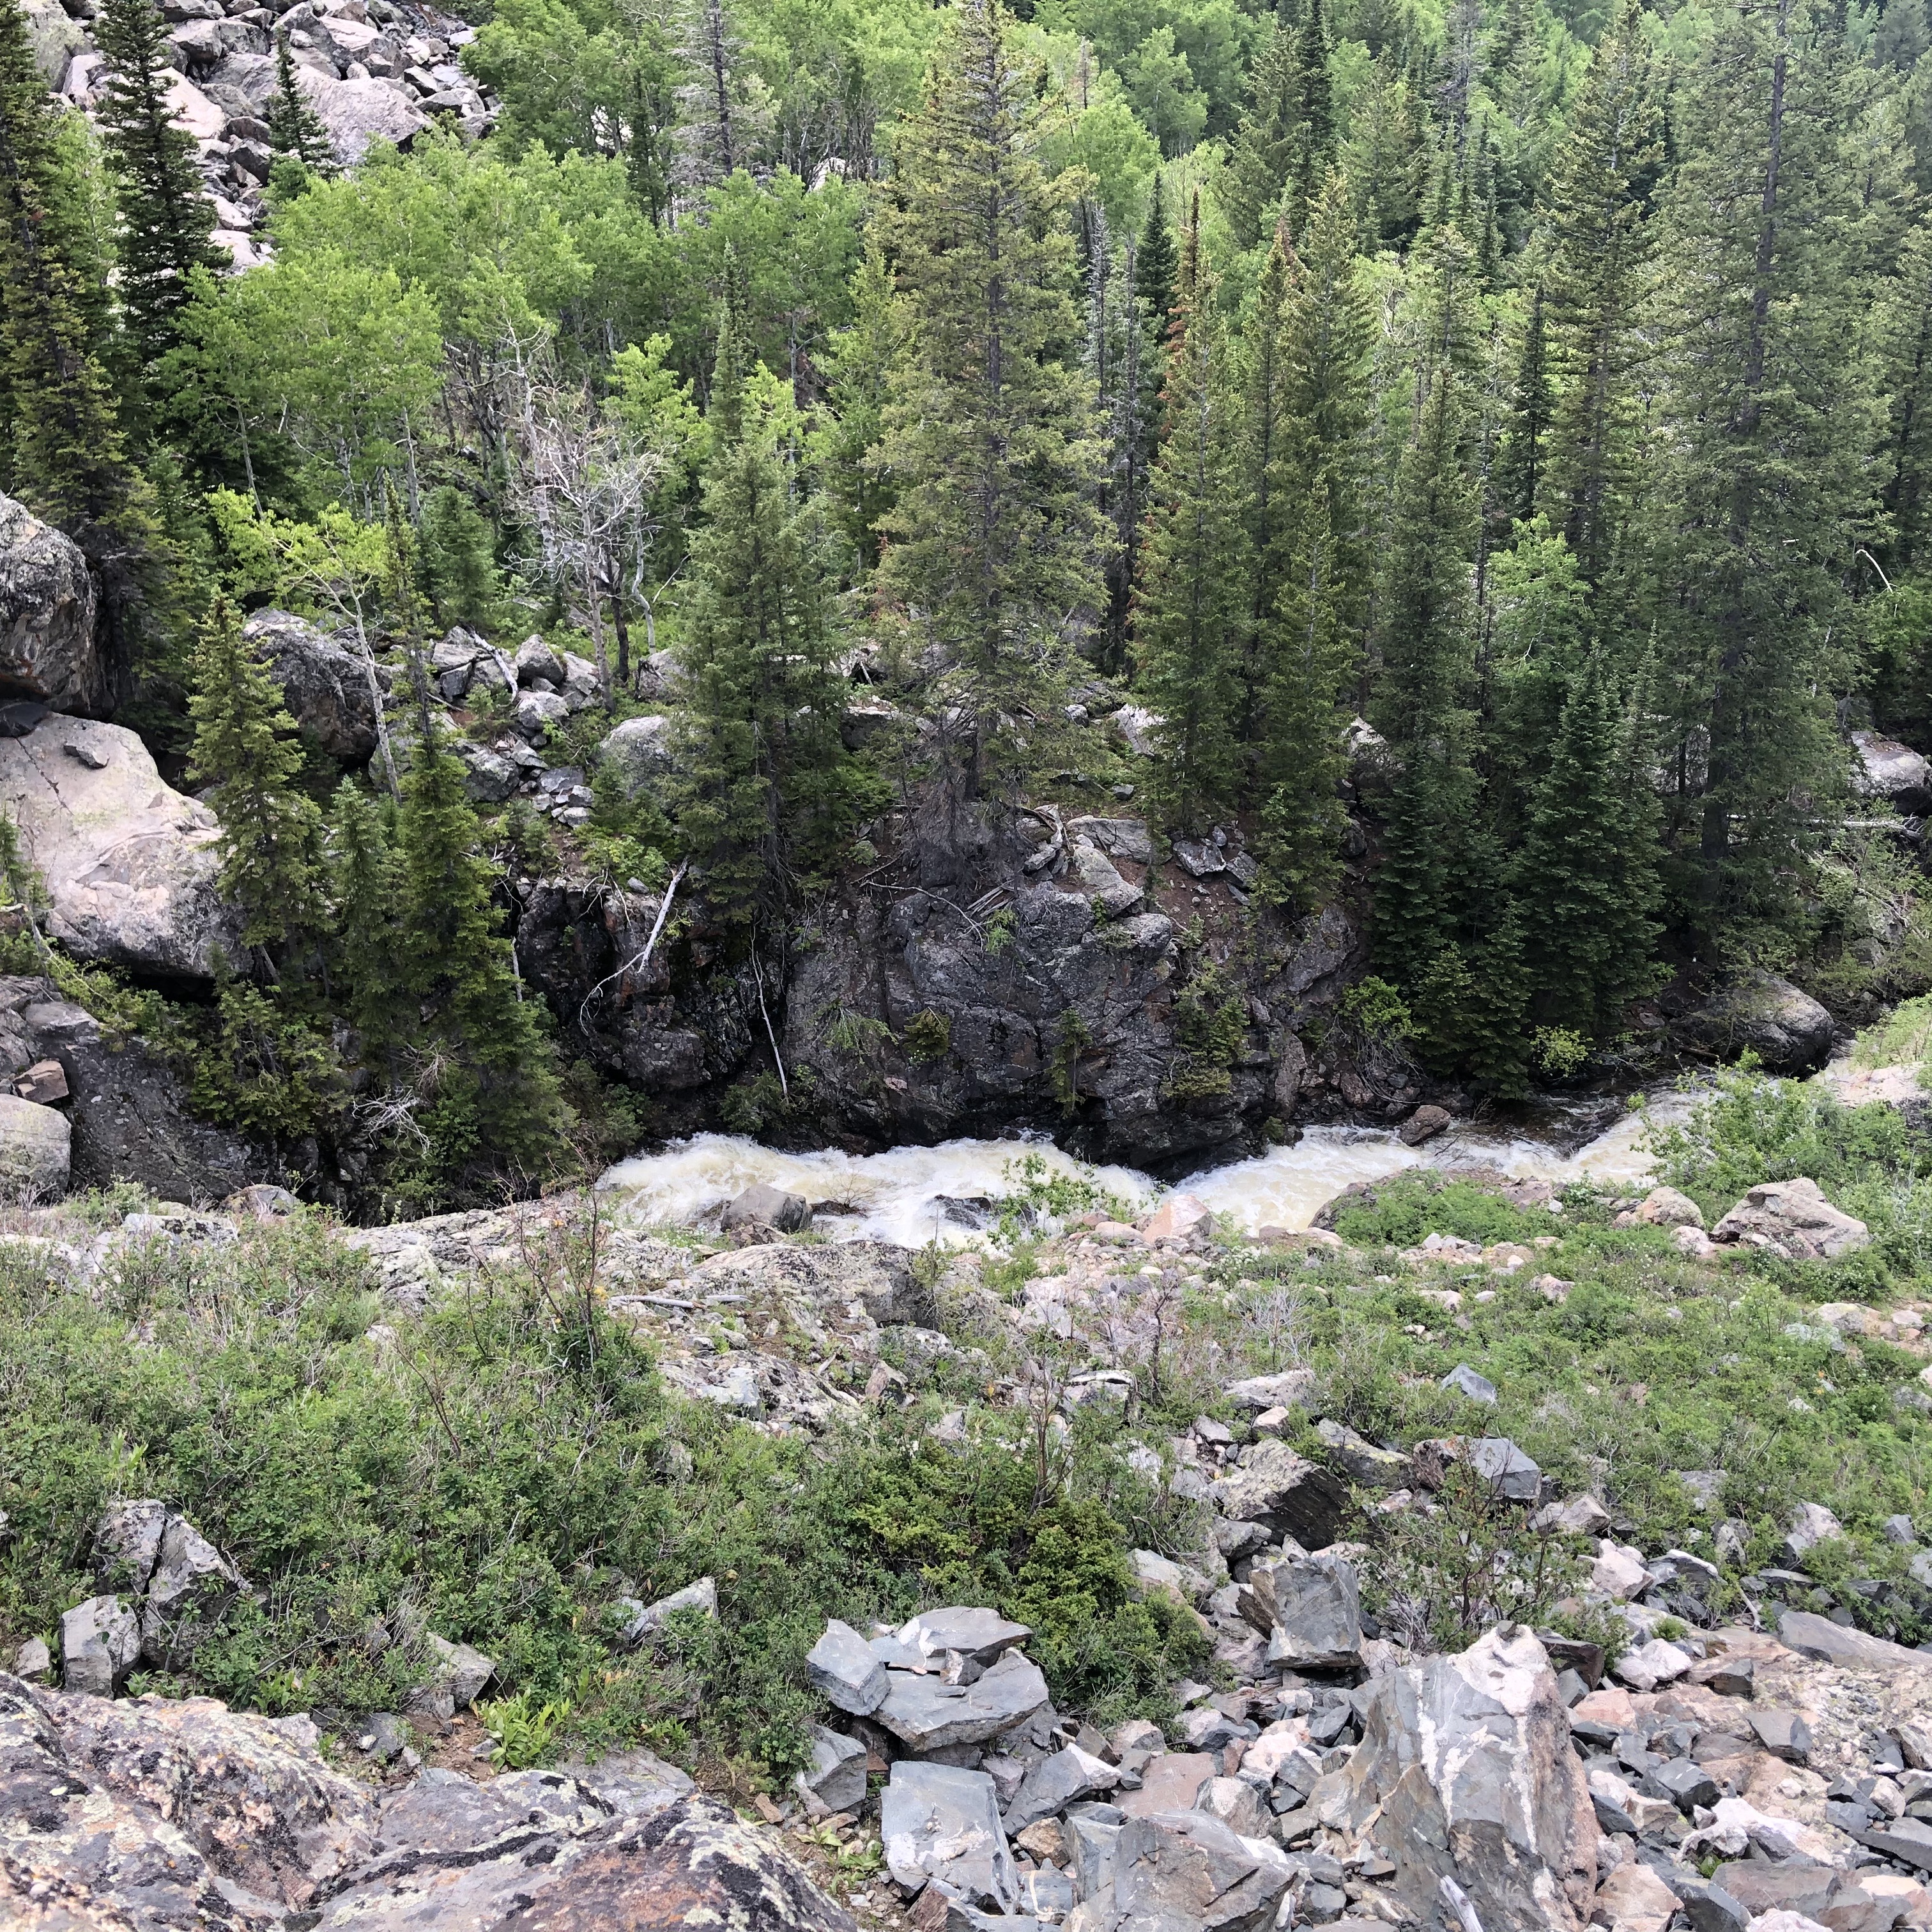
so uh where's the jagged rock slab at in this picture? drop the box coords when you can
[807,1619,890,1716]
[1779,1609,1932,1673]
[0,492,102,712]
[875,1649,1050,1751]
[881,1760,1018,1910]
[1208,1440,1347,1549]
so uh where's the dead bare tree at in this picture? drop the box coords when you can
[512,383,665,703]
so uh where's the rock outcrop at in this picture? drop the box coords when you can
[0,716,245,980]
[1671,971,1836,1075]
[0,491,103,714]
[244,608,383,761]
[1712,1176,1871,1260]
[0,1669,854,1932]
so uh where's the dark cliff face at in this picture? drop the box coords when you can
[512,799,1425,1174]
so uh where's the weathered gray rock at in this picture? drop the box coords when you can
[140,1513,243,1668]
[1321,1625,1596,1932]
[723,1181,813,1234]
[1852,730,1932,815]
[12,1637,50,1683]
[1208,1440,1347,1549]
[618,1575,716,1649]
[405,1632,496,1719]
[1782,1499,1843,1565]
[59,1594,140,1696]
[1712,1177,1869,1261]
[0,717,246,978]
[0,491,102,713]
[1632,1185,1704,1229]
[808,1618,890,1716]
[514,686,570,741]
[599,714,677,795]
[1674,972,1835,1075]
[795,1723,869,1813]
[91,1501,172,1597]
[243,609,381,760]
[898,1607,1032,1666]
[881,1760,1019,1909]
[1441,1363,1499,1405]
[1222,1370,1315,1413]
[1313,1418,1408,1487]
[1083,1807,1292,1932]
[1241,1554,1361,1669]
[1779,1609,1932,1672]
[453,737,519,804]
[0,1091,68,1197]
[298,66,431,163]
[876,1648,1050,1751]
[1002,1744,1119,1834]
[1468,1437,1542,1503]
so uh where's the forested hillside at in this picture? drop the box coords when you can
[0,0,1929,1206]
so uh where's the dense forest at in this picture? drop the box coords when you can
[1,0,1929,1201]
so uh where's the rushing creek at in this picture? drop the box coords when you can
[597,1089,1699,1246]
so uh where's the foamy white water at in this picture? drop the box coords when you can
[598,1089,1698,1245]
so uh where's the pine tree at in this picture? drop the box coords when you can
[1650,0,1877,941]
[1137,173,1179,344]
[1223,0,1335,249]
[417,484,501,632]
[1223,6,1307,251]
[1492,284,1551,534]
[876,0,1108,743]
[1538,0,1660,578]
[326,778,406,1059]
[93,0,224,378]
[812,241,905,572]
[0,0,144,538]
[1874,217,1932,575]
[1346,52,1429,249]
[1133,196,1250,827]
[188,595,324,957]
[1252,169,1372,901]
[1514,649,1662,1035]
[263,32,333,172]
[673,353,861,927]
[394,717,567,1175]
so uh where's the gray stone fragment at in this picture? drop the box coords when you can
[91,1499,169,1595]
[794,1724,869,1813]
[1441,1364,1498,1405]
[12,1635,51,1682]
[722,1182,812,1234]
[1062,1813,1122,1901]
[897,1607,1032,1666]
[61,1593,141,1696]
[1109,1808,1291,1932]
[1650,1759,1720,1811]
[1313,1418,1408,1487]
[807,1619,890,1716]
[876,1649,1051,1752]
[880,1760,1018,1910]
[139,1514,241,1667]
[1779,1609,1930,1672]
[1208,1440,1348,1549]
[1467,1436,1542,1503]
[1001,1742,1119,1834]
[1251,1555,1362,1670]
[1749,1707,1813,1764]
[1678,1882,1751,1932]
[405,1632,496,1720]
[618,1577,717,1650]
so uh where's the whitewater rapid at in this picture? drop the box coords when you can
[597,1089,1695,1245]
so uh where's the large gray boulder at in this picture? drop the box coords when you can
[88,1499,243,1670]
[299,68,431,164]
[806,1618,889,1715]
[1238,1553,1362,1669]
[0,1090,68,1197]
[1672,971,1835,1075]
[0,717,245,979]
[1075,1808,1292,1932]
[1319,1625,1597,1932]
[599,714,677,796]
[243,609,381,761]
[0,491,102,714]
[875,1646,1051,1751]
[1852,729,1932,815]
[880,1760,1018,1910]
[1712,1177,1870,1261]
[1207,1440,1347,1549]
[59,1595,141,1696]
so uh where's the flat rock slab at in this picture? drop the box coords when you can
[1114,1751,1218,1819]
[1779,1611,1932,1673]
[876,1650,1050,1751]
[898,1607,1032,1665]
[880,1761,1018,1910]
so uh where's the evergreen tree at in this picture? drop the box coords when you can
[1137,173,1179,342]
[1223,0,1335,249]
[812,241,905,572]
[394,717,567,1174]
[1650,0,1878,941]
[1874,217,1932,576]
[876,0,1108,745]
[417,484,501,631]
[1514,649,1662,1035]
[263,32,334,172]
[1253,169,1372,901]
[188,594,323,957]
[326,778,405,1059]
[0,0,144,537]
[1134,197,1249,826]
[673,354,862,926]
[1492,284,1551,533]
[1346,51,1429,248]
[1538,0,1660,578]
[93,0,224,378]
